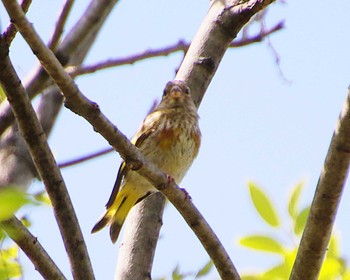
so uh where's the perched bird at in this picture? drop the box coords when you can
[91,80,201,243]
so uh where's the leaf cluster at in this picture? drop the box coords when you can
[239,181,350,280]
[0,187,50,280]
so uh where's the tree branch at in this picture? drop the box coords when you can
[3,0,32,45]
[47,0,75,51]
[290,87,350,279]
[58,147,114,169]
[176,0,276,107]
[0,37,95,280]
[68,21,283,77]
[114,193,166,280]
[0,217,66,280]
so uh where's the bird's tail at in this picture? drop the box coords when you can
[91,189,139,243]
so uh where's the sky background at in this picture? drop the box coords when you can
[1,0,350,279]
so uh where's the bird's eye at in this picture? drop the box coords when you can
[163,89,168,96]
[184,87,190,95]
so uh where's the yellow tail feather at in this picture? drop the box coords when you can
[92,188,140,243]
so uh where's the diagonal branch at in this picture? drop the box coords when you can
[3,0,32,45]
[176,0,276,107]
[0,38,95,280]
[58,147,114,169]
[290,88,350,279]
[47,0,75,51]
[0,217,66,280]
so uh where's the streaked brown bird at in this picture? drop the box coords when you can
[91,80,201,243]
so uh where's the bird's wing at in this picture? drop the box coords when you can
[105,161,126,208]
[104,112,159,208]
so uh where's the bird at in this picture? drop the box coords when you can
[91,80,201,243]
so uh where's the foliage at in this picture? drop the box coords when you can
[156,260,213,280]
[0,187,50,280]
[0,86,5,103]
[0,245,22,280]
[239,181,350,280]
[0,188,32,222]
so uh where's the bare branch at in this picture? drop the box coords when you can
[3,0,32,45]
[231,20,284,47]
[48,0,75,51]
[290,87,350,279]
[0,37,95,280]
[58,147,114,169]
[68,40,188,77]
[69,21,283,77]
[0,217,66,280]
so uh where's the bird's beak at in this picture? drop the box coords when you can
[170,86,182,99]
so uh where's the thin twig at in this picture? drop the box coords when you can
[0,217,66,280]
[68,40,189,77]
[231,20,284,47]
[58,147,114,168]
[290,88,350,279]
[69,21,284,77]
[0,35,95,280]
[48,0,75,51]
[3,0,32,45]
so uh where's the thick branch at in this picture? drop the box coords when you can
[176,0,276,107]
[114,193,166,280]
[0,217,66,280]
[0,38,94,280]
[290,88,350,279]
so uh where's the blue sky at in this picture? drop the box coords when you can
[1,0,350,279]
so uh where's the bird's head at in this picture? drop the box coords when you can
[160,80,196,110]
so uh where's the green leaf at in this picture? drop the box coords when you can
[32,191,51,206]
[0,229,5,241]
[0,86,5,103]
[0,188,31,221]
[288,181,305,219]
[239,235,285,255]
[327,234,340,258]
[0,246,22,279]
[195,260,213,278]
[263,262,290,279]
[172,265,185,280]
[294,206,310,236]
[241,275,264,280]
[248,182,280,227]
[319,256,343,280]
